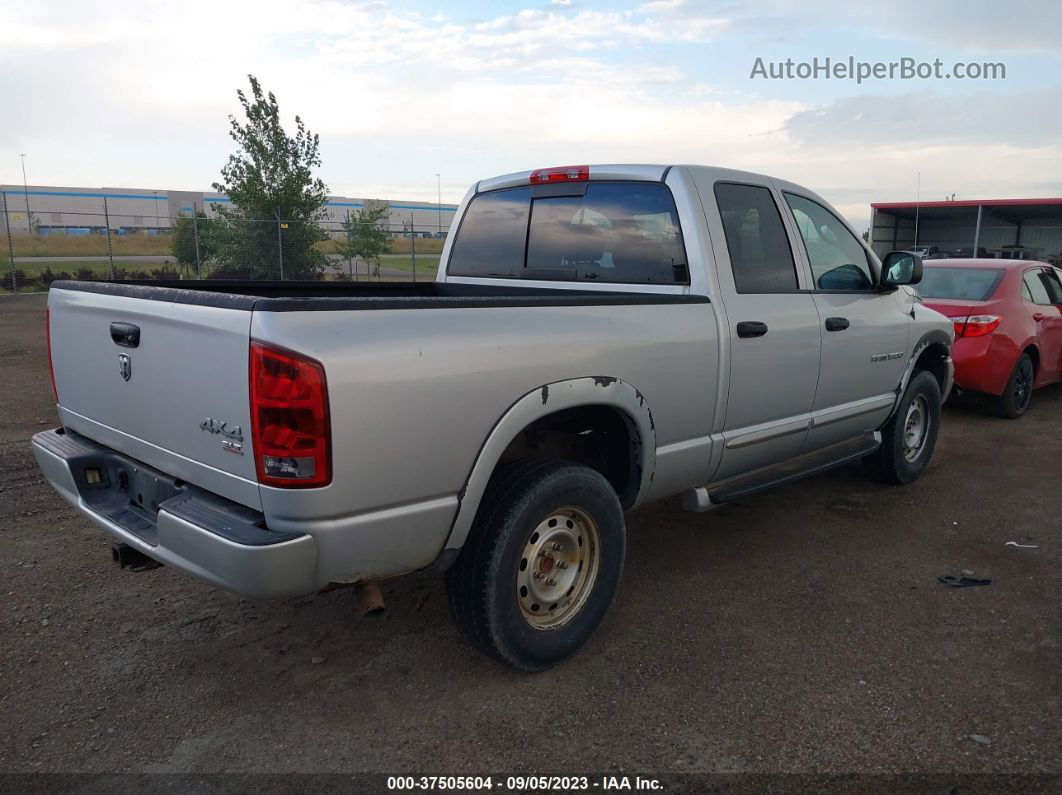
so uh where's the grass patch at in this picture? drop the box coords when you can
[7,232,173,258]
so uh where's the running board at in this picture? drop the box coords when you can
[682,432,881,512]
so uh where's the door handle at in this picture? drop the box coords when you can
[109,322,141,348]
[1033,312,1046,321]
[736,321,769,338]
[825,317,850,332]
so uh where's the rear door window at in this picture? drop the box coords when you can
[447,183,688,284]
[713,183,799,293]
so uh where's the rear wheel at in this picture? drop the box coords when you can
[446,459,625,671]
[997,353,1034,419]
[864,370,941,484]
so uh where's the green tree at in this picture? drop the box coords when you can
[171,210,213,276]
[211,75,328,279]
[338,203,391,279]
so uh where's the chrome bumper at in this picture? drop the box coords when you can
[31,428,319,599]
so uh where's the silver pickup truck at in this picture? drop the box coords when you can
[33,164,953,670]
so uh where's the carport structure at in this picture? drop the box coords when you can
[870,198,1062,265]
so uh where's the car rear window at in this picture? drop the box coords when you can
[918,267,1004,301]
[447,182,688,284]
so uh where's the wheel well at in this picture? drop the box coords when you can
[497,405,641,507]
[1023,345,1040,375]
[914,342,951,392]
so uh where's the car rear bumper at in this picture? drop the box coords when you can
[31,427,319,599]
[951,336,1013,396]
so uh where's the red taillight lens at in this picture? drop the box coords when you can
[953,314,1002,338]
[249,341,331,488]
[45,308,59,403]
[529,165,589,184]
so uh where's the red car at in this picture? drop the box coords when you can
[918,259,1062,417]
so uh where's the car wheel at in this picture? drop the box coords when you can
[864,370,941,485]
[997,353,1034,419]
[446,459,625,671]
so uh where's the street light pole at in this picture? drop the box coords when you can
[19,154,31,234]
[436,173,441,237]
[153,191,160,231]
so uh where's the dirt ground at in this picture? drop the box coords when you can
[1,292,1059,786]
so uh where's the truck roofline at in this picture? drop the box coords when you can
[475,164,673,193]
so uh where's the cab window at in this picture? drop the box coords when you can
[784,193,874,291]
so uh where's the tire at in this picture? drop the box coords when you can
[864,370,942,484]
[446,459,625,671]
[996,353,1034,419]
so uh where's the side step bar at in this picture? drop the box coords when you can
[682,432,881,512]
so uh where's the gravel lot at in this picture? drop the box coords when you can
[1,292,1059,785]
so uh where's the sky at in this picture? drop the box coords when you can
[1,0,1060,231]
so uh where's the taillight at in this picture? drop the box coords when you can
[529,165,589,184]
[45,308,58,403]
[249,341,331,488]
[953,314,1002,338]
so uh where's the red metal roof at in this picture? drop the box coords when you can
[872,197,1062,210]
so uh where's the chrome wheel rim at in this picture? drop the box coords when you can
[1014,359,1033,412]
[517,506,600,630]
[902,396,930,463]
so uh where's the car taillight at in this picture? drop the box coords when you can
[953,314,1002,338]
[529,165,589,184]
[249,341,331,488]
[45,308,58,403]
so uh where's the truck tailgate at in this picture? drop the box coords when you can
[48,286,261,509]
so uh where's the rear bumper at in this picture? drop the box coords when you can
[31,428,319,599]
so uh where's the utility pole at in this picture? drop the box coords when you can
[913,171,921,248]
[436,173,441,237]
[19,154,32,234]
[410,212,416,282]
[153,191,161,231]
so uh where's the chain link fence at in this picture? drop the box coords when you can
[2,198,447,295]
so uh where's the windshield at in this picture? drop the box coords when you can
[918,267,1004,301]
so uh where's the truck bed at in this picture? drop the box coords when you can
[51,279,708,312]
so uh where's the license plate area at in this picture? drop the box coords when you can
[72,453,186,546]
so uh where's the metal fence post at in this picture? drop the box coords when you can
[2,191,17,294]
[410,212,416,282]
[192,201,202,279]
[276,216,284,280]
[103,197,115,279]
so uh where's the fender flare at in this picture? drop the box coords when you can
[441,377,657,553]
[894,329,953,407]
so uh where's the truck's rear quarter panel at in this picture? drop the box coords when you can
[251,301,719,581]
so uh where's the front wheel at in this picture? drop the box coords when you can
[864,370,942,484]
[446,459,625,671]
[997,353,1034,419]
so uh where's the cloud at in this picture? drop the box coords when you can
[785,85,1062,147]
[0,0,1058,215]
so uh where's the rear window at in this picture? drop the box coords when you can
[447,183,688,284]
[918,267,1004,301]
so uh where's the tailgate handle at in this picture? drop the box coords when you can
[109,322,141,348]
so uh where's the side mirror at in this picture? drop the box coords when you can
[881,250,923,287]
